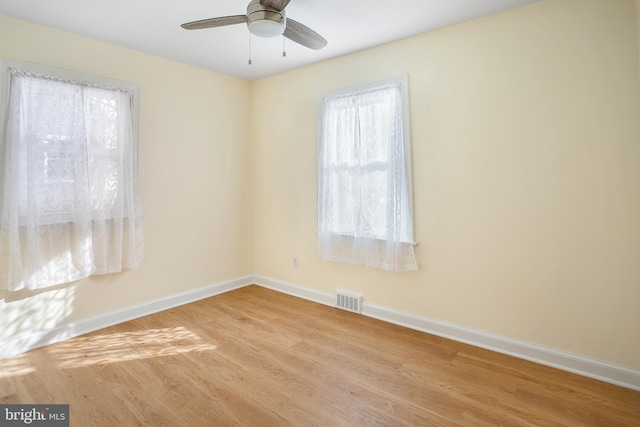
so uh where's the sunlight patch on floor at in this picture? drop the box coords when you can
[47,327,217,368]
[0,355,36,378]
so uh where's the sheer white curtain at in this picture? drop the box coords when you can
[0,69,143,292]
[318,79,417,272]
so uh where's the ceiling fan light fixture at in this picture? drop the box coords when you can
[248,18,285,37]
[247,0,286,38]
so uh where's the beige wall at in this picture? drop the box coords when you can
[251,0,640,368]
[0,15,252,339]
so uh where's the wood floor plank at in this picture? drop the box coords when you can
[0,285,638,426]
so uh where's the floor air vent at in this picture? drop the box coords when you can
[335,290,363,314]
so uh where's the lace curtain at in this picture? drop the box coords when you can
[0,69,143,292]
[318,80,417,272]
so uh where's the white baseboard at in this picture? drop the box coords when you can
[251,275,335,306]
[3,274,639,392]
[0,275,253,360]
[251,275,640,392]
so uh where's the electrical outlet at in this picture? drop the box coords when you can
[292,257,299,268]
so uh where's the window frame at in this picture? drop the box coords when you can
[317,75,416,244]
[0,58,141,225]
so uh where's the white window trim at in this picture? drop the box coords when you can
[0,58,141,225]
[316,75,417,245]
[0,57,140,146]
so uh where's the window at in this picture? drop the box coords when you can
[0,59,143,292]
[317,76,417,272]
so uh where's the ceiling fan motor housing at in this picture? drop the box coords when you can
[247,0,286,37]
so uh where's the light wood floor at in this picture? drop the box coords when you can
[0,285,638,426]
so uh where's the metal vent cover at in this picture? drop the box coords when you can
[335,290,362,314]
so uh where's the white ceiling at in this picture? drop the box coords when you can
[0,0,537,81]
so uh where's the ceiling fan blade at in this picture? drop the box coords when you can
[284,19,327,50]
[260,0,291,12]
[181,15,247,30]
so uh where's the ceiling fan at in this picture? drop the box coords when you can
[181,0,327,51]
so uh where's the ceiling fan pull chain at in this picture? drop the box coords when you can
[282,36,287,58]
[248,32,252,65]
